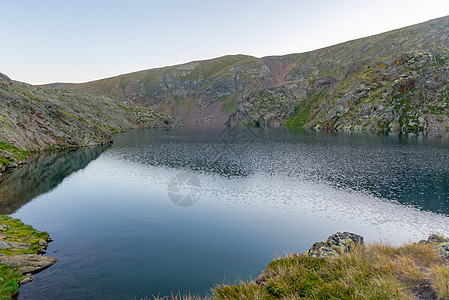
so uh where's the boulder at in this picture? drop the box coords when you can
[419,234,449,244]
[436,242,449,260]
[0,254,57,274]
[19,274,34,285]
[307,232,364,258]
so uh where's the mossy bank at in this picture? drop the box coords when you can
[0,215,56,299]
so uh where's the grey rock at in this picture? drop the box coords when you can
[436,242,449,259]
[307,232,364,258]
[0,224,10,231]
[0,254,57,275]
[19,275,34,285]
[0,241,10,249]
[8,242,30,249]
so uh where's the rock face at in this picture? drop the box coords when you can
[0,254,57,274]
[44,16,449,134]
[0,74,178,152]
[306,232,364,258]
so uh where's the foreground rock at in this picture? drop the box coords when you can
[419,234,449,261]
[436,242,449,259]
[306,232,364,258]
[256,232,364,285]
[0,254,57,274]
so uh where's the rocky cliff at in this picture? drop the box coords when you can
[44,16,449,133]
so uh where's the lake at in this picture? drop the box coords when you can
[1,127,449,299]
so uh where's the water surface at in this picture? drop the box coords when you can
[3,128,448,299]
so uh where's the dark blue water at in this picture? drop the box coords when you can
[2,128,448,299]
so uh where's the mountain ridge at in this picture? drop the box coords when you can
[40,16,449,132]
[41,15,449,87]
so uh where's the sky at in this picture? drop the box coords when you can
[1,0,449,85]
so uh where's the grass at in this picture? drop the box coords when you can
[0,265,20,299]
[0,215,49,256]
[208,241,448,299]
[0,215,50,299]
[0,142,30,162]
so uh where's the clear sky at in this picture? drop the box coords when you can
[1,0,449,85]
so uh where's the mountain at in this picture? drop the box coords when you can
[0,73,177,174]
[0,73,177,151]
[44,54,272,126]
[43,16,449,133]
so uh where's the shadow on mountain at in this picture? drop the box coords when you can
[0,146,108,214]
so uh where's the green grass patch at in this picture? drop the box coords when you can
[0,264,20,299]
[0,157,12,168]
[221,95,240,114]
[0,215,50,299]
[0,143,29,161]
[0,215,49,256]
[285,91,324,128]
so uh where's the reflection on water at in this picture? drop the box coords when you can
[111,128,449,215]
[0,146,107,214]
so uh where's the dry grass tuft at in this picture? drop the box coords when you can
[210,240,448,299]
[430,264,449,298]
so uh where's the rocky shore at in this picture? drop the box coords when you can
[0,215,56,299]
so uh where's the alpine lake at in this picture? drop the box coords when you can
[1,127,449,299]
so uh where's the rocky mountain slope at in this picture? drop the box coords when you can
[44,55,273,126]
[0,73,177,175]
[238,49,449,133]
[0,73,177,151]
[44,16,449,133]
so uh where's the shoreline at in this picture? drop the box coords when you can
[0,215,57,299]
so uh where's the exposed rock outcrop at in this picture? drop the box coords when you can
[0,254,57,275]
[306,232,364,258]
